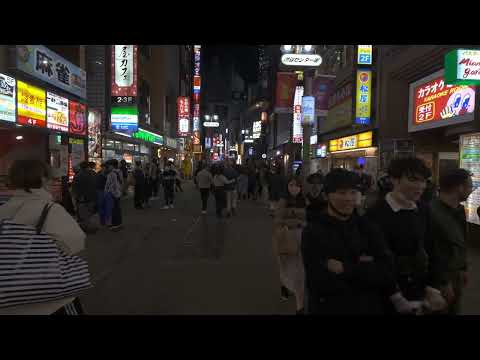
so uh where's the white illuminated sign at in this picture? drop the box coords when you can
[281,54,322,67]
[253,121,262,139]
[357,45,373,65]
[292,86,304,143]
[115,45,134,87]
[203,121,219,128]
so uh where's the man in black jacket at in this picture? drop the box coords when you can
[302,168,404,315]
[366,157,447,314]
[430,168,473,314]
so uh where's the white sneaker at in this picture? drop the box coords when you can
[201,211,207,215]
[170,204,174,209]
[162,205,169,210]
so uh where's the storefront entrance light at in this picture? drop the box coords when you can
[15,135,23,140]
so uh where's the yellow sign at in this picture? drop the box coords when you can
[355,70,371,125]
[17,80,46,127]
[69,138,84,145]
[329,131,373,152]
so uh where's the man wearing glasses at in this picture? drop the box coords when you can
[367,157,447,315]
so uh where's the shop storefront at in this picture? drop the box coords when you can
[327,130,378,176]
[158,136,178,168]
[0,46,88,201]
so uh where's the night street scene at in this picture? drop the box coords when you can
[1,44,480,316]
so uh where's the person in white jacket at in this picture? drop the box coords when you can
[0,160,86,315]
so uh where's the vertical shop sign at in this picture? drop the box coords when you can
[69,100,87,135]
[292,85,304,143]
[275,72,298,112]
[301,96,315,126]
[460,133,480,225]
[46,92,69,132]
[88,110,102,159]
[355,69,371,125]
[357,45,373,65]
[111,45,138,97]
[177,96,190,136]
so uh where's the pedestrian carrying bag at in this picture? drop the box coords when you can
[0,203,92,309]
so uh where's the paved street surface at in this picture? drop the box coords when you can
[79,181,295,315]
[79,181,480,315]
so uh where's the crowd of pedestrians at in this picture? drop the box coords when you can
[270,157,476,315]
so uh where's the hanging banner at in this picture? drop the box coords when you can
[0,73,16,123]
[355,69,372,125]
[312,76,335,115]
[17,80,46,127]
[275,72,297,112]
[301,96,315,126]
[111,45,138,97]
[292,86,304,143]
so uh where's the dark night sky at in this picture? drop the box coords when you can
[203,45,259,84]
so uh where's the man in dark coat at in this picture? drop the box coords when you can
[366,157,447,314]
[429,168,473,314]
[302,168,399,315]
[133,161,145,209]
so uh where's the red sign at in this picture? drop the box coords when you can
[177,96,190,136]
[193,76,201,90]
[69,101,87,135]
[111,45,138,97]
[275,72,297,109]
[412,75,475,126]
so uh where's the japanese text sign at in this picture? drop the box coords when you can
[69,101,87,135]
[301,96,315,126]
[47,92,69,132]
[445,49,480,85]
[111,106,138,134]
[357,45,373,65]
[112,45,138,97]
[16,45,86,99]
[132,128,163,145]
[253,121,262,139]
[177,96,190,136]
[292,86,304,143]
[17,80,46,127]
[329,131,373,152]
[355,70,372,125]
[281,54,322,67]
[0,73,16,123]
[408,69,475,133]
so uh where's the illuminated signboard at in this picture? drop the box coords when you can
[88,110,102,159]
[355,69,372,125]
[357,45,373,65]
[47,92,69,132]
[0,73,16,123]
[408,69,475,133]
[460,133,480,225]
[301,96,315,126]
[281,54,322,67]
[132,127,163,145]
[253,121,262,139]
[329,131,373,152]
[310,135,318,145]
[111,45,138,97]
[192,45,201,144]
[17,80,46,127]
[111,106,138,133]
[445,49,480,85]
[316,144,327,158]
[69,101,87,135]
[16,45,86,99]
[292,86,304,143]
[177,96,190,136]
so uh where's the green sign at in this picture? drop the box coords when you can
[132,128,163,145]
[445,49,480,85]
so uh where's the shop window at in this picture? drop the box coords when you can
[105,139,115,149]
[114,141,122,150]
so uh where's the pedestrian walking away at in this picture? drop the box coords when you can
[223,159,239,217]
[71,161,97,232]
[213,164,235,219]
[120,159,129,197]
[196,163,214,214]
[133,161,145,209]
[105,159,123,231]
[272,176,307,314]
[162,161,177,209]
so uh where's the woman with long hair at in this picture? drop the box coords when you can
[272,176,307,314]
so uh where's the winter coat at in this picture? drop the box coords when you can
[72,169,97,203]
[0,188,86,315]
[237,174,249,194]
[268,173,286,201]
[223,167,239,191]
[196,169,213,189]
[105,170,122,199]
[301,212,395,315]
